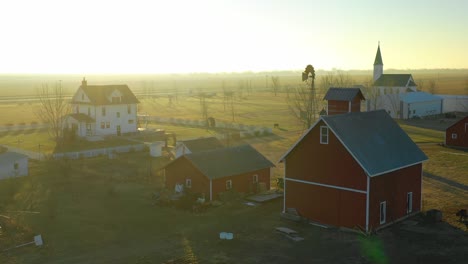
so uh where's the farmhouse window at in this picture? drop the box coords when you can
[101,122,105,129]
[88,107,91,116]
[413,110,416,114]
[81,94,84,100]
[106,122,110,129]
[253,174,258,183]
[452,133,457,139]
[13,162,19,170]
[127,105,131,114]
[128,120,134,124]
[186,179,192,188]
[380,201,386,224]
[116,112,120,118]
[112,96,121,103]
[226,180,232,190]
[320,126,329,144]
[102,107,106,116]
[406,192,413,214]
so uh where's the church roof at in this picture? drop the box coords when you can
[374,74,416,87]
[374,45,383,65]
[323,87,365,101]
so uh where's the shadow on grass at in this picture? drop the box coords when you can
[423,171,468,191]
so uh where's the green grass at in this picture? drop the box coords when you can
[398,123,445,143]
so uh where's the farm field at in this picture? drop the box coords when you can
[0,76,467,263]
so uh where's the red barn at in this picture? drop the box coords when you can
[279,110,427,231]
[163,144,274,201]
[324,87,365,115]
[445,116,468,148]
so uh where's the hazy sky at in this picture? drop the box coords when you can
[1,0,467,74]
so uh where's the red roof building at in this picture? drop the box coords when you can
[279,110,427,231]
[445,116,468,148]
[323,87,365,115]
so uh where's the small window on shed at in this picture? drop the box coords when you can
[226,180,232,190]
[253,174,258,183]
[452,133,457,139]
[320,126,329,144]
[13,162,19,170]
[380,201,386,224]
[185,179,192,188]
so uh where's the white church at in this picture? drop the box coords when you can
[367,44,443,119]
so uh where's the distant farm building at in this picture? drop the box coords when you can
[324,87,365,115]
[279,110,427,231]
[399,92,443,119]
[66,78,140,137]
[0,150,29,180]
[163,144,274,201]
[445,116,468,148]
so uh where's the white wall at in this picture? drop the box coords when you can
[404,100,442,119]
[0,157,28,180]
[437,95,468,113]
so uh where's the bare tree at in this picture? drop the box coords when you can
[416,79,425,92]
[271,76,280,96]
[36,82,71,144]
[198,92,209,124]
[286,65,317,128]
[362,77,381,111]
[428,79,437,94]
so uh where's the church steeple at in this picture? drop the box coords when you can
[373,43,383,81]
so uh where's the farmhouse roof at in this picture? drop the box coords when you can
[0,151,28,166]
[184,144,275,180]
[181,137,224,153]
[280,110,428,177]
[75,84,139,105]
[374,45,383,65]
[323,87,366,101]
[400,92,442,103]
[374,74,416,87]
[68,113,95,123]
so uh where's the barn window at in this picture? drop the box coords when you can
[406,192,413,214]
[13,162,19,170]
[102,107,106,116]
[128,120,134,124]
[452,133,457,139]
[101,122,105,129]
[380,201,386,224]
[185,179,192,188]
[226,180,232,190]
[116,112,120,118]
[253,174,258,183]
[320,126,329,144]
[127,105,131,114]
[87,107,91,116]
[106,122,110,128]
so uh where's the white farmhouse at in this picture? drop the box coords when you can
[67,78,140,137]
[0,151,29,180]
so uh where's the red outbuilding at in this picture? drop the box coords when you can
[324,87,365,115]
[279,110,428,231]
[163,144,274,201]
[445,116,468,148]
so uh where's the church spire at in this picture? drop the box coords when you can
[374,42,383,65]
[373,42,383,81]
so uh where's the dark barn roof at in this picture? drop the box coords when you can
[374,74,416,87]
[280,110,427,177]
[183,144,275,180]
[74,84,139,105]
[324,88,365,101]
[181,137,224,153]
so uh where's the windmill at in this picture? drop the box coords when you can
[301,65,317,124]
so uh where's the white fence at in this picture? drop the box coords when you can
[53,144,146,160]
[138,115,273,138]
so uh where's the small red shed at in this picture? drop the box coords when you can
[279,110,427,231]
[323,87,365,115]
[163,144,274,201]
[445,116,468,148]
